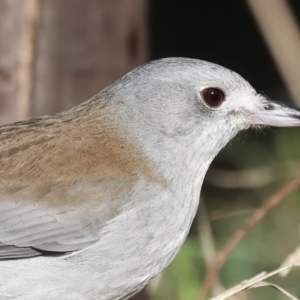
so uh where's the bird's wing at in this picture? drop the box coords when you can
[0,177,130,257]
[0,109,160,259]
[0,242,42,259]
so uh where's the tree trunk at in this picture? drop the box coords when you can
[33,0,148,116]
[0,0,148,123]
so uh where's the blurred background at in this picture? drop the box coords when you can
[1,0,300,299]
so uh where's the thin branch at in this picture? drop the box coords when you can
[209,207,254,221]
[198,176,300,300]
[198,199,217,269]
[210,264,300,300]
[197,199,227,297]
[249,281,299,300]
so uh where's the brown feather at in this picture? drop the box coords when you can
[0,98,164,207]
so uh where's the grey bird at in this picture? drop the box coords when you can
[0,58,299,299]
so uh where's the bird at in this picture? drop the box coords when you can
[0,57,299,300]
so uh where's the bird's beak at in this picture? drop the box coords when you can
[250,101,300,127]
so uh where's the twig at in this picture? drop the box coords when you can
[198,176,300,300]
[197,199,227,297]
[209,207,254,221]
[210,264,300,300]
[250,281,299,300]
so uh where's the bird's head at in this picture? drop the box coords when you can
[95,57,300,180]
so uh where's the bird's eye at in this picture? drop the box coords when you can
[201,88,225,108]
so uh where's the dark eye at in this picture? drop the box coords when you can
[201,88,225,108]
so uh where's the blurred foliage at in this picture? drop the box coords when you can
[153,237,203,300]
[150,95,300,299]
